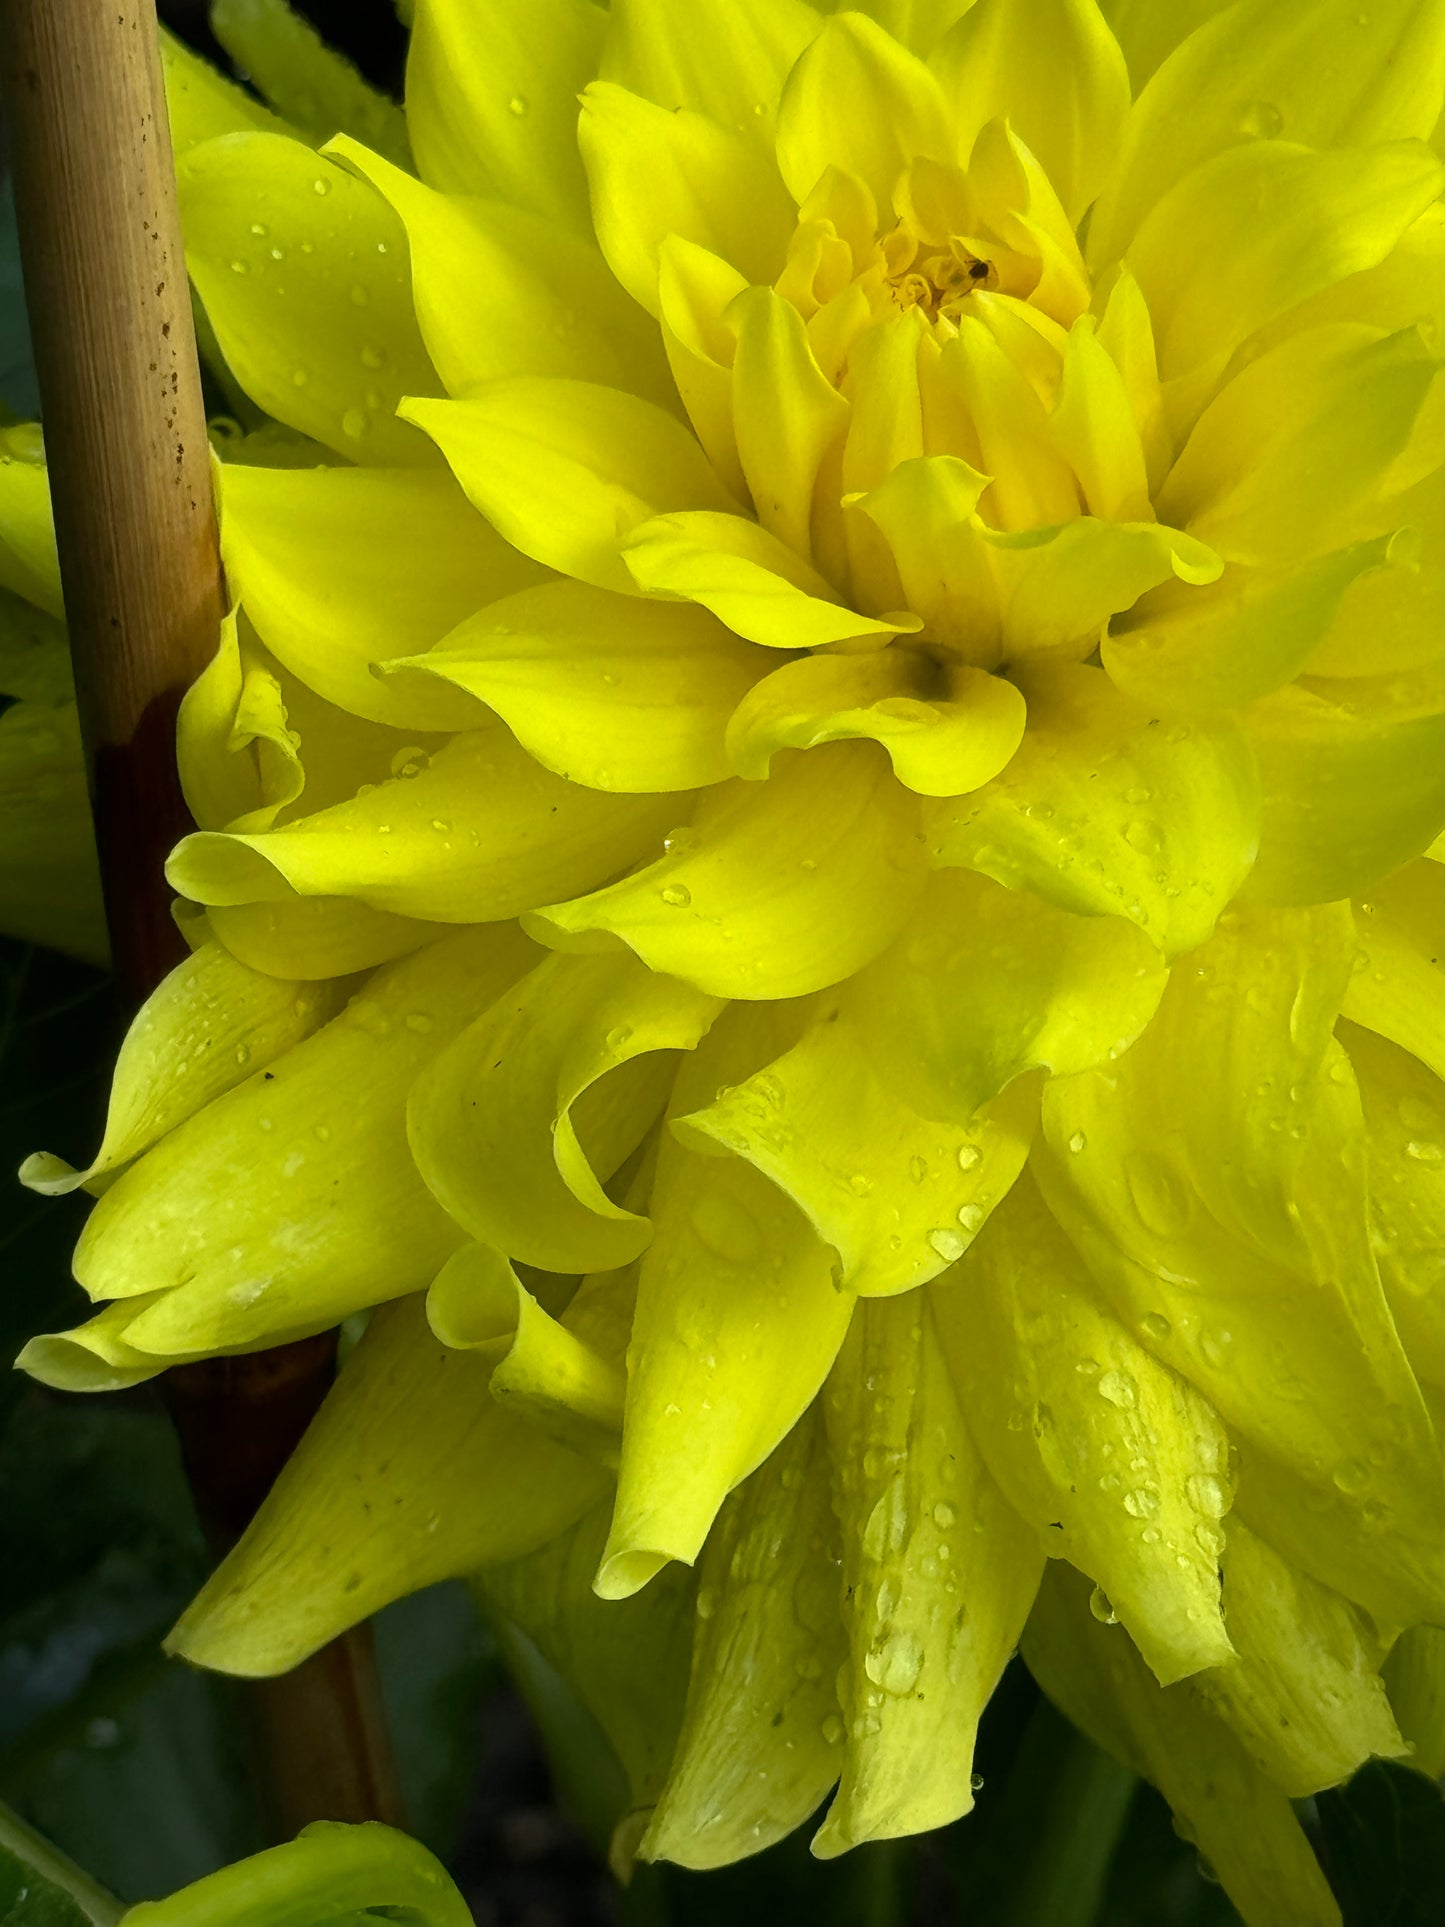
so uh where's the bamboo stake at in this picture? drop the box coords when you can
[0,0,400,1836]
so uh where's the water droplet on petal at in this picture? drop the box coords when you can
[1088,1586,1118,1625]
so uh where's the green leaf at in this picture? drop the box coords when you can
[0,1802,122,1925]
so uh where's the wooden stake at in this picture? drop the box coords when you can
[0,0,400,1836]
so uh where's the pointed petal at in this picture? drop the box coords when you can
[928,661,1260,958]
[217,463,547,727]
[0,430,62,618]
[161,25,291,156]
[176,612,303,834]
[178,133,441,465]
[168,1297,608,1675]
[1383,1625,1445,1777]
[384,580,772,792]
[814,1294,1043,1854]
[641,1409,847,1867]
[168,725,678,924]
[601,0,822,139]
[527,744,927,1000]
[406,0,603,228]
[940,1171,1236,1684]
[852,869,1167,1124]
[403,382,737,596]
[208,894,436,980]
[211,0,411,163]
[409,950,721,1273]
[328,136,674,407]
[731,286,850,562]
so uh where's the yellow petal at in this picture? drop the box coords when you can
[1193,1522,1404,1796]
[936,318,1082,530]
[207,894,437,980]
[1128,139,1443,384]
[622,509,917,648]
[775,11,952,210]
[406,0,603,229]
[17,1294,187,1394]
[1158,324,1439,566]
[597,1008,854,1597]
[1310,461,1445,677]
[851,869,1168,1124]
[1090,0,1445,267]
[1342,860,1445,1080]
[170,724,678,925]
[160,25,290,158]
[178,133,441,466]
[1035,904,1445,1625]
[384,579,772,793]
[409,950,721,1273]
[1097,0,1230,92]
[940,1171,1235,1685]
[928,661,1260,958]
[74,925,536,1351]
[527,744,927,1001]
[657,236,750,498]
[22,940,343,1198]
[1104,536,1400,712]
[403,382,737,596]
[579,82,796,316]
[731,286,850,562]
[814,1293,1043,1854]
[601,0,822,139]
[218,462,547,728]
[1240,669,1445,906]
[929,0,1131,221]
[0,429,62,618]
[168,1297,608,1675]
[211,0,411,164]
[176,611,303,834]
[724,648,1025,797]
[0,695,106,966]
[1023,1564,1343,1927]
[328,135,674,408]
[1383,1624,1445,1777]
[676,999,1035,1296]
[1048,316,1154,523]
[642,1409,847,1867]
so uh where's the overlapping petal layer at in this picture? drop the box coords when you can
[14,2,1445,1919]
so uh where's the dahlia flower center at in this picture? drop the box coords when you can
[887,236,999,319]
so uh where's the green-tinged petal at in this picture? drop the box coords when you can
[941,1172,1235,1685]
[329,136,674,406]
[0,698,106,965]
[622,510,917,647]
[217,464,546,729]
[579,83,796,316]
[1048,316,1154,523]
[160,26,291,157]
[851,869,1168,1124]
[168,724,679,924]
[775,11,952,209]
[178,133,442,465]
[427,1245,630,1461]
[642,1409,847,1867]
[731,287,850,562]
[1383,1625,1445,1776]
[72,926,536,1353]
[1193,1522,1404,1795]
[1104,537,1400,712]
[211,0,410,163]
[1157,325,1439,566]
[929,0,1131,221]
[1342,861,1445,1080]
[18,1294,187,1393]
[1345,1019,1445,1389]
[383,579,771,792]
[1090,0,1445,267]
[0,581,70,703]
[409,950,721,1272]
[1127,139,1443,384]
[1312,459,1445,678]
[207,894,437,980]
[479,1502,694,1866]
[1023,1565,1343,1927]
[658,237,750,497]
[851,455,999,659]
[176,611,303,834]
[1035,904,1445,1624]
[724,649,1026,797]
[406,0,603,228]
[527,744,927,1000]
[168,1297,608,1675]
[936,319,1081,531]
[601,0,822,138]
[927,661,1259,958]
[0,429,62,617]
[821,0,975,54]
[404,383,736,596]
[598,1008,853,1597]
[815,1292,1043,1854]
[675,999,1034,1296]
[1240,670,1445,905]
[1094,267,1171,494]
[1097,0,1230,90]
[21,940,344,1197]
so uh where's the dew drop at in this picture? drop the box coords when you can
[660,883,692,907]
[1140,1312,1171,1342]
[235,1043,252,1065]
[928,1227,967,1263]
[228,258,249,275]
[606,1024,634,1053]
[312,175,333,195]
[1068,1130,1087,1154]
[1186,1473,1227,1517]
[1123,1486,1160,1519]
[349,284,371,308]
[404,1012,434,1033]
[866,1631,924,1697]
[291,366,310,387]
[821,1713,845,1745]
[1240,99,1284,138]
[909,1154,928,1183]
[957,1144,982,1172]
[956,1203,984,1233]
[508,94,529,115]
[341,407,370,439]
[359,342,387,369]
[1088,1586,1118,1625]
[1097,1369,1137,1410]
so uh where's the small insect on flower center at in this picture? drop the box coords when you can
[885,232,998,321]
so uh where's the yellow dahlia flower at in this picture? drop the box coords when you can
[17,0,1445,1917]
